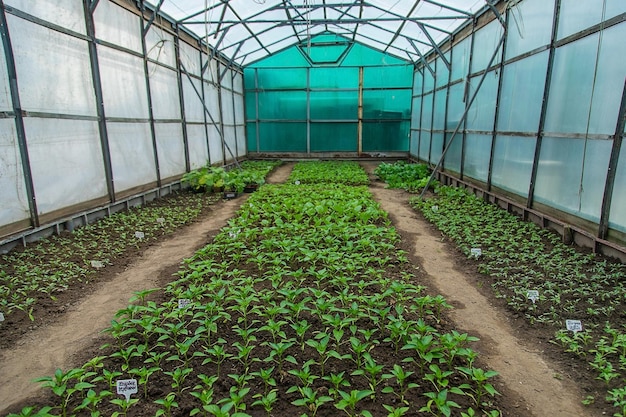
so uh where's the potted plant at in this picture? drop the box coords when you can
[223,171,245,199]
[243,172,265,193]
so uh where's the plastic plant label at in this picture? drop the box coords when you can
[470,248,482,258]
[526,290,539,303]
[116,379,137,402]
[431,205,439,212]
[178,299,192,309]
[294,180,301,185]
[156,217,165,224]
[566,320,583,333]
[134,231,145,239]
[229,231,239,239]
[90,260,104,269]
[0,312,4,322]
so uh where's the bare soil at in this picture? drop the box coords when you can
[0,161,593,416]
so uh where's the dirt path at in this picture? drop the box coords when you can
[362,162,588,417]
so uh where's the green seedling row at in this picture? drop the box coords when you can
[373,162,435,193]
[11,162,501,417]
[288,161,370,186]
[410,186,626,414]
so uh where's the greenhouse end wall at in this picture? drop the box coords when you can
[244,34,413,157]
[410,0,626,248]
[0,0,245,242]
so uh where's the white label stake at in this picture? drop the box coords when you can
[470,248,482,258]
[0,312,4,322]
[116,379,137,402]
[134,231,145,239]
[566,320,583,334]
[91,260,104,269]
[156,218,165,224]
[178,299,191,309]
[526,290,539,304]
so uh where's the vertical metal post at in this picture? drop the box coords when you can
[527,0,561,208]
[416,67,424,159]
[83,0,115,202]
[216,60,226,165]
[306,67,311,154]
[231,71,238,158]
[255,67,260,153]
[487,12,509,191]
[140,0,161,185]
[428,63,436,163]
[358,66,363,155]
[598,78,626,239]
[0,0,39,226]
[441,49,452,171]
[174,25,190,172]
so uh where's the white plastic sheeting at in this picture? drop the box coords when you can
[149,63,182,120]
[155,123,186,179]
[187,124,209,169]
[25,119,107,215]
[9,16,96,116]
[94,0,142,53]
[107,122,157,193]
[0,120,29,226]
[5,0,87,35]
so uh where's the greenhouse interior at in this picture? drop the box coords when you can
[1,0,626,416]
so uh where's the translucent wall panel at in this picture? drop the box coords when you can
[99,46,149,119]
[223,126,237,160]
[247,124,258,153]
[236,125,246,158]
[491,135,535,196]
[233,73,244,94]
[0,119,29,225]
[234,94,245,125]
[450,37,470,82]
[433,89,447,130]
[9,16,96,116]
[107,122,157,192]
[471,20,503,72]
[146,28,176,68]
[155,123,185,179]
[149,64,181,120]
[311,123,357,152]
[258,91,306,120]
[430,133,444,163]
[187,124,209,169]
[245,93,256,120]
[182,77,204,123]
[409,130,419,157]
[466,71,499,131]
[207,124,223,164]
[411,96,422,129]
[221,67,233,91]
[204,82,220,122]
[0,27,11,112]
[362,90,411,119]
[413,68,423,93]
[550,25,623,137]
[421,93,433,130]
[363,122,409,152]
[221,90,235,125]
[311,68,357,89]
[364,66,413,88]
[463,134,492,182]
[94,0,142,53]
[609,143,626,232]
[435,54,450,88]
[447,82,465,130]
[498,51,548,132]
[423,67,435,94]
[443,133,462,173]
[203,58,219,85]
[418,132,430,161]
[179,42,201,77]
[534,137,611,222]
[505,0,554,59]
[587,24,626,135]
[26,119,106,214]
[258,123,306,152]
[310,91,358,119]
[558,0,625,40]
[6,0,86,34]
